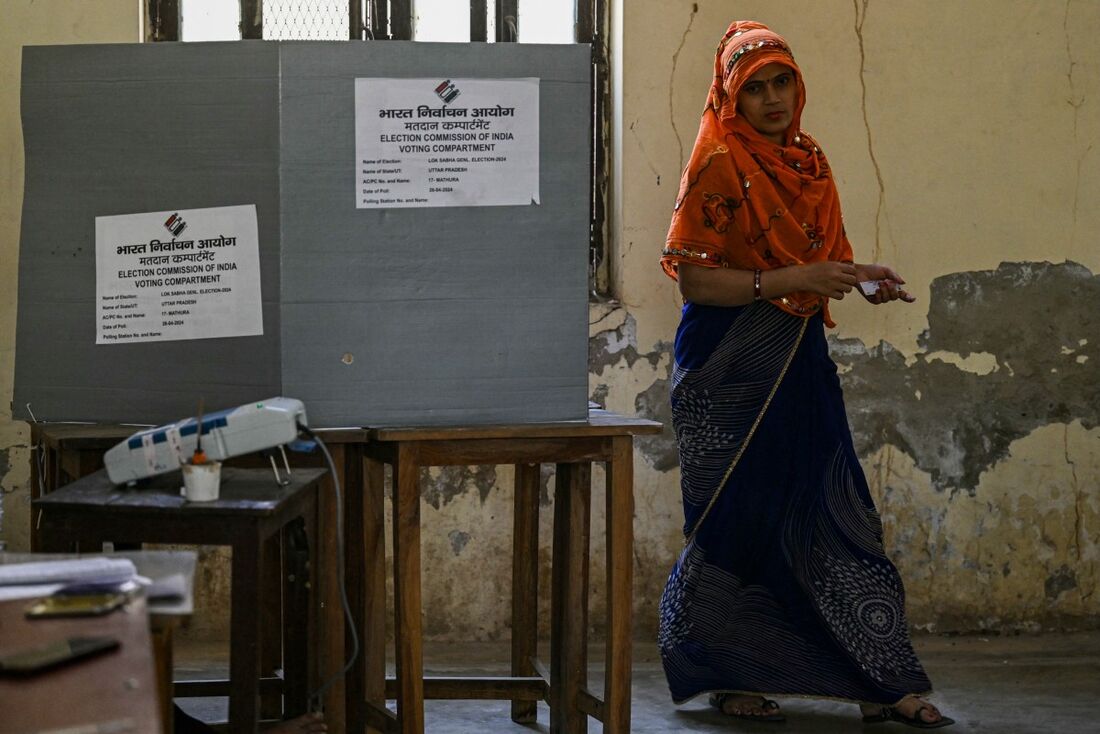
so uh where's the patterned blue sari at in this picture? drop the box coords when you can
[659,301,932,705]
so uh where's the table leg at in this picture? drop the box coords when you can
[260,533,283,720]
[308,481,323,704]
[230,534,265,734]
[511,462,541,723]
[549,462,591,734]
[363,455,389,733]
[342,444,365,733]
[320,444,348,734]
[150,617,176,734]
[392,444,425,734]
[604,436,634,733]
[284,517,311,717]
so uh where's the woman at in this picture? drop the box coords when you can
[657,21,953,729]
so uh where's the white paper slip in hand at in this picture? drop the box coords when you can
[859,280,883,296]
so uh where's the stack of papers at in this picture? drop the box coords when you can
[0,557,137,602]
[0,552,196,614]
[0,557,137,586]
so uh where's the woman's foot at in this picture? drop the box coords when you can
[709,693,786,722]
[264,711,327,733]
[861,695,954,728]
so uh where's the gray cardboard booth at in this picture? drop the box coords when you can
[14,41,591,427]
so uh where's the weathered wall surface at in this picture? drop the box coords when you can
[1,0,1097,641]
[607,0,1100,636]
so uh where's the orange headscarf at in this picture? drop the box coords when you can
[661,21,853,327]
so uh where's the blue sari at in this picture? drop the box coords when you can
[658,301,932,704]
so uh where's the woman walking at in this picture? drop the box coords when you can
[657,20,952,729]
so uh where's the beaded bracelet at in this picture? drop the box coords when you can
[753,269,762,301]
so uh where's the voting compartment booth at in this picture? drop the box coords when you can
[15,41,591,427]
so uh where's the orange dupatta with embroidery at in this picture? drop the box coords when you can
[660,21,853,327]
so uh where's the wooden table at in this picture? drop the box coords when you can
[352,410,662,734]
[0,596,163,734]
[28,422,367,733]
[26,410,663,734]
[32,467,326,734]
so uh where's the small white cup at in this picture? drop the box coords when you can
[181,461,222,502]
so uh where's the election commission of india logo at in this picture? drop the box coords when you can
[435,79,461,104]
[164,212,188,237]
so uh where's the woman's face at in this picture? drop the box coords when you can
[735,62,797,144]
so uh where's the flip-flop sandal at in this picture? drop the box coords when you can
[709,693,786,722]
[862,703,955,729]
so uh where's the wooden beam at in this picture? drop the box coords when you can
[413,437,611,467]
[363,455,388,734]
[511,462,541,722]
[363,701,399,733]
[549,462,592,732]
[577,688,605,721]
[342,445,367,733]
[392,443,425,731]
[384,676,548,700]
[174,676,283,698]
[319,445,349,730]
[531,655,551,682]
[603,434,635,731]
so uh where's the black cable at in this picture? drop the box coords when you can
[298,424,361,710]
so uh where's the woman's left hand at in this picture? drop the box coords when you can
[854,263,917,304]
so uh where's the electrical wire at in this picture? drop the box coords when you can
[25,404,47,498]
[299,424,361,711]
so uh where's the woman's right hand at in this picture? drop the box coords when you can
[797,261,858,299]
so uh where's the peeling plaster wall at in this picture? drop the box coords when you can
[837,261,1099,492]
[2,1,1099,643]
[607,0,1100,637]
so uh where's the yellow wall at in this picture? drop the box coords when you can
[1,0,1097,637]
[604,0,1100,632]
[1,1,141,550]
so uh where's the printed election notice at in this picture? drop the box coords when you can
[95,205,263,345]
[355,77,539,208]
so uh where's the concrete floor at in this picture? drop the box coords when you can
[175,632,1100,733]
